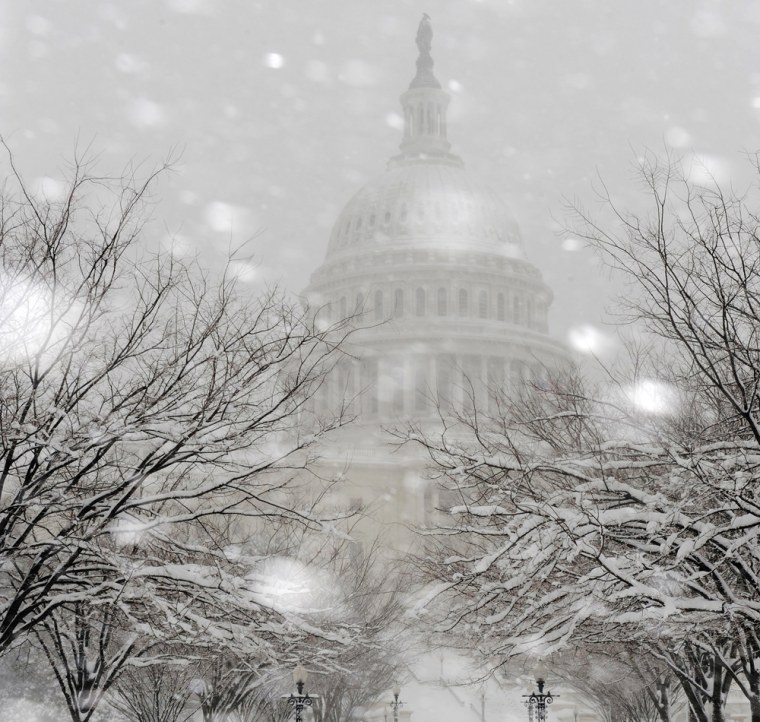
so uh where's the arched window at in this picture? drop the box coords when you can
[513,295,524,324]
[436,355,453,409]
[337,360,352,406]
[527,299,534,328]
[394,288,404,317]
[361,358,379,416]
[510,360,524,386]
[497,293,505,321]
[487,357,505,414]
[319,363,333,412]
[530,363,543,386]
[374,289,383,321]
[415,288,425,317]
[437,287,447,316]
[415,361,428,413]
[478,291,488,319]
[535,301,544,330]
[458,289,468,317]
[462,355,480,414]
[392,360,404,415]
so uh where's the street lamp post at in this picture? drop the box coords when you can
[287,665,314,722]
[523,662,558,722]
[389,686,403,722]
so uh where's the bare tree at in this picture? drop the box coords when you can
[397,153,760,722]
[0,145,358,718]
[95,514,408,722]
[553,646,682,722]
[108,659,197,722]
[308,537,407,722]
[35,596,137,722]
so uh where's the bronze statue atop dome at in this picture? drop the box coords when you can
[416,13,433,55]
[410,13,441,89]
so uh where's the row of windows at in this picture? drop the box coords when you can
[404,101,446,137]
[317,355,543,418]
[335,199,492,240]
[329,288,543,326]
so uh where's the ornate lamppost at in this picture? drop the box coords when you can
[287,665,314,722]
[523,662,558,722]
[389,685,403,722]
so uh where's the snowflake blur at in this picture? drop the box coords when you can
[0,274,79,364]
[247,556,339,616]
[625,379,677,415]
[567,324,612,355]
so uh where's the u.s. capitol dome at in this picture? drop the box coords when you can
[304,20,566,523]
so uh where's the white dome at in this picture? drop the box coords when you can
[326,158,523,259]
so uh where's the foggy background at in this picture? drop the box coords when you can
[3,0,760,349]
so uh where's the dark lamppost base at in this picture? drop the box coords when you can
[287,665,316,722]
[523,663,558,722]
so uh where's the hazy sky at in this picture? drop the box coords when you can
[3,0,760,349]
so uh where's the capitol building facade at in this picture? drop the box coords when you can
[303,18,567,533]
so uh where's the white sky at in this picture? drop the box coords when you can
[2,0,759,345]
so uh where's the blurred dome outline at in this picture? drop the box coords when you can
[326,160,524,259]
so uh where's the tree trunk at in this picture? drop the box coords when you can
[710,654,726,722]
[746,695,760,722]
[656,680,671,722]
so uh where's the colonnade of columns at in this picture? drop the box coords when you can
[318,352,543,419]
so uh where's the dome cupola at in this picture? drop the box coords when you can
[323,16,523,261]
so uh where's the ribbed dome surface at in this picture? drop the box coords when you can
[326,160,524,258]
